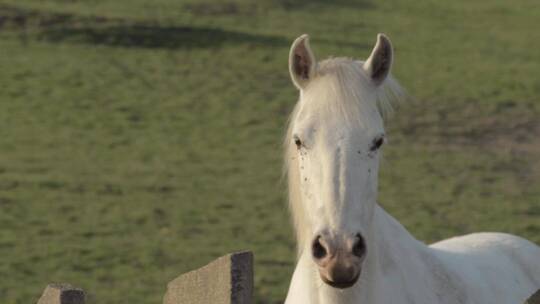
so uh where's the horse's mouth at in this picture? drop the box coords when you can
[320,273,360,289]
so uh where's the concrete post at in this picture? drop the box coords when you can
[163,251,253,304]
[37,283,85,304]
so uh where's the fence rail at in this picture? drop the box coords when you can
[35,251,539,304]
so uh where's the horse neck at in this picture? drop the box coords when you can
[312,204,439,304]
[370,204,431,276]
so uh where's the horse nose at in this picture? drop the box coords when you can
[352,233,367,258]
[311,235,330,260]
[311,234,365,289]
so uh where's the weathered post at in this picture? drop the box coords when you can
[163,251,254,304]
[37,283,85,304]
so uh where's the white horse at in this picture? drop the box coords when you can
[283,33,540,304]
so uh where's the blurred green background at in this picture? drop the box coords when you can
[0,0,538,303]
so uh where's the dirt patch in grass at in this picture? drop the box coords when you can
[475,115,539,183]
[393,101,540,182]
[471,115,540,155]
[397,101,539,151]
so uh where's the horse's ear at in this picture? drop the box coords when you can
[289,34,317,90]
[363,33,393,86]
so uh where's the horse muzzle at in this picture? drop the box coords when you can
[311,233,365,289]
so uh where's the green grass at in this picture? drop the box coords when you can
[0,0,539,303]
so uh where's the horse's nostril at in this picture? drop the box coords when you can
[352,234,366,258]
[312,236,327,260]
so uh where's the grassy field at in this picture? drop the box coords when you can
[0,0,539,303]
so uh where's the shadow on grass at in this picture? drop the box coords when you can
[0,4,288,49]
[273,0,375,10]
[39,25,288,49]
[183,0,375,16]
[1,4,370,50]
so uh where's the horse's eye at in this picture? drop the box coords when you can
[370,135,385,152]
[293,135,303,149]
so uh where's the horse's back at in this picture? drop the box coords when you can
[430,232,540,303]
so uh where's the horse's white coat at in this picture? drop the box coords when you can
[284,34,540,304]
